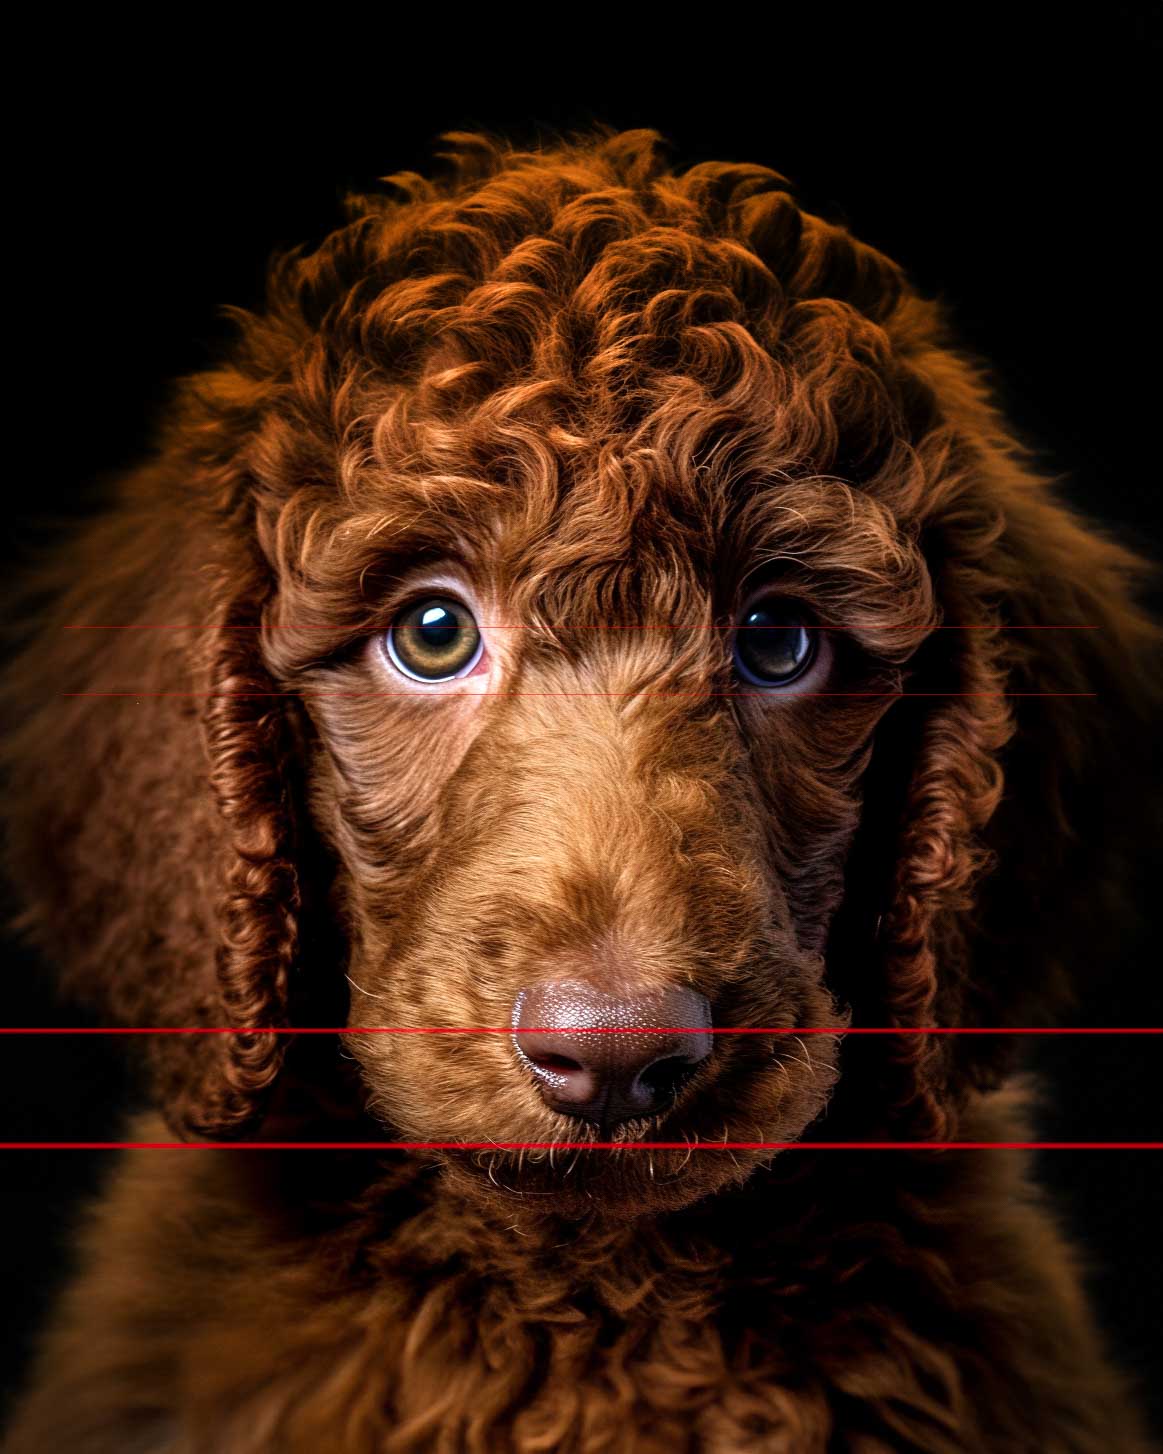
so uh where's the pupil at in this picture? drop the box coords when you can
[418,606,458,648]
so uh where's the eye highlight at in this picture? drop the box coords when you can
[385,596,483,682]
[732,597,817,687]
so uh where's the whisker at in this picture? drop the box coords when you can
[793,1035,816,1071]
[344,974,388,1003]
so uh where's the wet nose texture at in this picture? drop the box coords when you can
[512,980,713,1131]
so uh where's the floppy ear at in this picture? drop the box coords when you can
[1,457,306,1139]
[839,337,1160,1137]
[174,560,304,1136]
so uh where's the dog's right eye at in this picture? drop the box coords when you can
[384,596,483,682]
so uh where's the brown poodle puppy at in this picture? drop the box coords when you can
[1,127,1157,1452]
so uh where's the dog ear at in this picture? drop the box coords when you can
[171,562,303,1137]
[1,461,305,1139]
[838,339,1160,1137]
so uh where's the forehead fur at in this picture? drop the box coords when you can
[185,127,966,660]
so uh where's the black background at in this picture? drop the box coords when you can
[3,7,1161,1435]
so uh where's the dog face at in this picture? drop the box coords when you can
[271,456,935,1214]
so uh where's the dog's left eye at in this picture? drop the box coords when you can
[732,598,816,687]
[384,596,483,682]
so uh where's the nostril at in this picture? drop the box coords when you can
[529,1052,584,1076]
[638,1054,701,1100]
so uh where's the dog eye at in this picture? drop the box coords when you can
[385,596,483,682]
[732,598,816,687]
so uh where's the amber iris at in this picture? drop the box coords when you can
[386,597,482,681]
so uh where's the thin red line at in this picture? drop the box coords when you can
[2,1027,1159,1036]
[1,1141,1158,1151]
[61,690,1096,699]
[62,624,1103,632]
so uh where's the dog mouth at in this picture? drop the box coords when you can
[439,1031,841,1218]
[444,1122,777,1220]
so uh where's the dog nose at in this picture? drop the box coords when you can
[512,980,713,1130]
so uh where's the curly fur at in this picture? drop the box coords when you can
[1,125,1157,1451]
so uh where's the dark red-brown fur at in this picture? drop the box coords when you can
[1,126,1156,1451]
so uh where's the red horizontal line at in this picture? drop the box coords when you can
[60,624,1103,632]
[61,690,1096,699]
[2,1027,1158,1036]
[1,1141,1158,1151]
